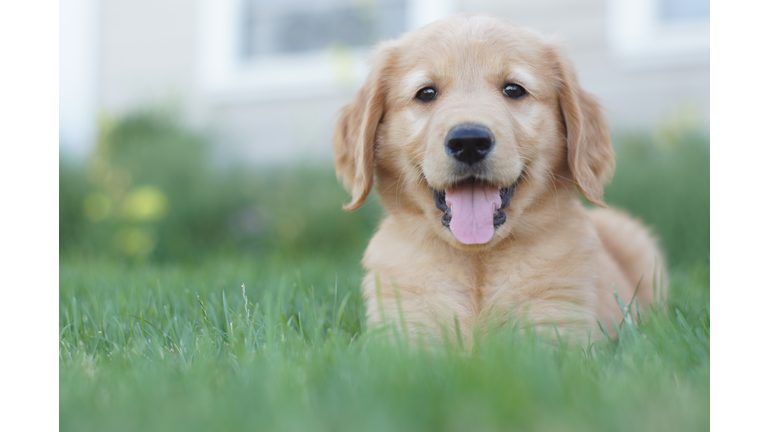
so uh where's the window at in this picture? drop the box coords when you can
[197,0,455,102]
[607,0,709,70]
[658,0,710,22]
[240,0,407,58]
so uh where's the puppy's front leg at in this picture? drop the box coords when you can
[362,273,478,349]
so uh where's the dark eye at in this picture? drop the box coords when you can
[416,87,437,102]
[503,84,526,99]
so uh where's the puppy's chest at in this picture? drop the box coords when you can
[367,243,556,314]
[416,252,539,305]
[363,220,598,326]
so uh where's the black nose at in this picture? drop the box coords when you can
[445,124,494,165]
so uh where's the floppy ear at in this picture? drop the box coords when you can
[332,45,395,211]
[555,51,615,206]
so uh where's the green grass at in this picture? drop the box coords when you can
[59,257,709,432]
[60,114,709,431]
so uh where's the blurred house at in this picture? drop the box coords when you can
[60,0,709,163]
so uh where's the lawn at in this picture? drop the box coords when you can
[59,113,709,431]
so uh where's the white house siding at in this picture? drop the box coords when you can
[206,95,353,165]
[94,0,709,164]
[460,0,710,128]
[98,0,198,116]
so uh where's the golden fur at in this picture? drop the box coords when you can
[332,15,666,345]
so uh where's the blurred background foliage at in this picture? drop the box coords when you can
[59,109,708,269]
[605,128,709,269]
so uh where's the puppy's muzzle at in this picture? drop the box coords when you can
[445,124,494,166]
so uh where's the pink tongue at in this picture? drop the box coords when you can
[445,183,501,244]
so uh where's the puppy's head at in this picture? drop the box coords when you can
[333,15,613,248]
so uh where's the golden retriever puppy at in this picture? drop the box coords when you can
[333,14,665,345]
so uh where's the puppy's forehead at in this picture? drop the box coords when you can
[395,18,553,93]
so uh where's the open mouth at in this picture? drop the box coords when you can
[432,177,519,245]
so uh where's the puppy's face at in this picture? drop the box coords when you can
[334,15,613,249]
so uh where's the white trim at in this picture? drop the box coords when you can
[407,0,457,30]
[607,0,709,71]
[59,0,99,155]
[196,0,457,104]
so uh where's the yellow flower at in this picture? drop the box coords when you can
[122,186,169,222]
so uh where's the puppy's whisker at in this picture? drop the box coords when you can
[353,175,401,211]
[520,157,568,219]
[395,155,425,206]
